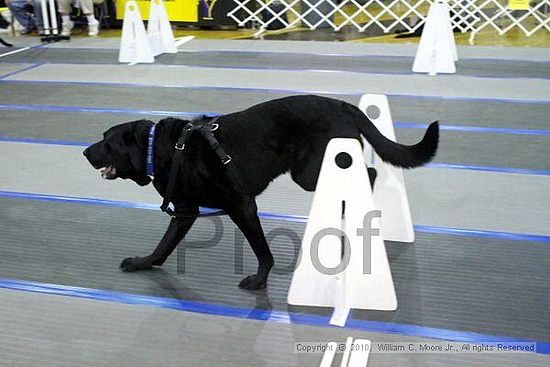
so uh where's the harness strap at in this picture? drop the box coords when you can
[200,122,247,194]
[159,117,245,218]
[160,122,195,217]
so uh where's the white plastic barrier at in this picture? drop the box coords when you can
[147,0,177,56]
[319,342,338,367]
[348,339,372,366]
[413,0,458,75]
[320,337,372,367]
[287,138,397,327]
[359,94,415,242]
[119,0,178,64]
[119,1,154,64]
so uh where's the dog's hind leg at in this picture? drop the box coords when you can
[120,215,197,272]
[227,198,274,290]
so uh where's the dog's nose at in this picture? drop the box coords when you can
[83,147,90,157]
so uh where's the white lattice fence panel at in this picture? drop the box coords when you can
[334,0,431,33]
[228,0,549,39]
[228,0,436,32]
[469,0,549,40]
[449,0,481,32]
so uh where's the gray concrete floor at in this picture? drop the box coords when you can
[1,288,549,367]
[4,62,550,101]
[0,39,549,366]
[1,142,549,235]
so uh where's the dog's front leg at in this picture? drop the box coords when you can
[120,215,197,272]
[227,199,274,290]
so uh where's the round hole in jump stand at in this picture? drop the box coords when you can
[335,152,353,169]
[366,105,381,120]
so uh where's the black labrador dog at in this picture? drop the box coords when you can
[84,95,439,290]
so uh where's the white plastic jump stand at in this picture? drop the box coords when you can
[320,338,372,367]
[287,139,397,327]
[119,1,154,64]
[348,339,372,366]
[174,36,196,48]
[319,342,337,367]
[147,0,177,56]
[359,94,414,243]
[412,0,458,76]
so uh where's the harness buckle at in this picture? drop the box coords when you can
[175,142,185,150]
[222,155,232,165]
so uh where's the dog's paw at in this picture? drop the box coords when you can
[120,256,153,272]
[238,275,267,290]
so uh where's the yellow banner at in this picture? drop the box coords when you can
[116,0,198,22]
[508,0,530,10]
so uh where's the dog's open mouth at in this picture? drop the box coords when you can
[100,165,117,180]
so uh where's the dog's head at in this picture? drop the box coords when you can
[83,120,154,186]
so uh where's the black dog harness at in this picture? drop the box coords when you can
[157,116,245,218]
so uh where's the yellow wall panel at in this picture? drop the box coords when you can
[116,0,198,22]
[508,0,530,10]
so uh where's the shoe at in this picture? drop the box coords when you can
[61,20,74,36]
[21,27,34,35]
[88,19,99,36]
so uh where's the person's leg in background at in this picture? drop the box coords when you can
[6,0,36,33]
[56,0,73,35]
[79,0,99,36]
[31,0,43,34]
[0,11,10,35]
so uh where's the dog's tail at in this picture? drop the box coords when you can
[354,106,439,168]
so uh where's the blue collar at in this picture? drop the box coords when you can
[146,124,156,177]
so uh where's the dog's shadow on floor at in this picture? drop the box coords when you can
[131,268,204,303]
[134,268,274,314]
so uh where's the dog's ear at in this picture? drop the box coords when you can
[127,144,142,171]
[131,119,155,143]
[126,143,152,186]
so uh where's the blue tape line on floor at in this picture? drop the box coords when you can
[0,136,90,147]
[414,225,550,244]
[0,103,213,118]
[2,136,548,176]
[1,103,549,136]
[394,122,550,136]
[1,80,549,104]
[0,63,41,80]
[2,56,549,80]
[1,190,549,243]
[425,162,550,176]
[0,277,548,354]
[33,45,550,64]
